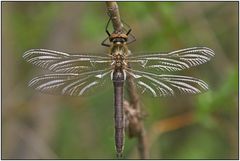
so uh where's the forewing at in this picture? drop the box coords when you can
[28,69,112,96]
[23,49,111,73]
[126,69,208,97]
[128,47,214,72]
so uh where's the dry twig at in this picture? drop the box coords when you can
[105,2,149,159]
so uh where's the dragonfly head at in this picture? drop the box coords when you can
[109,33,128,44]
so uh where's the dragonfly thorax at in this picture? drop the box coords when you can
[111,44,128,70]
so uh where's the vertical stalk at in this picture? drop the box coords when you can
[105,2,123,33]
[105,2,149,159]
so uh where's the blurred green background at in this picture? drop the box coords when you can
[2,2,238,159]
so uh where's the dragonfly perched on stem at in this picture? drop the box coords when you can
[23,18,214,157]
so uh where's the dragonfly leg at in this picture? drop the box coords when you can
[101,17,112,47]
[101,36,111,47]
[127,33,136,45]
[121,19,136,44]
[105,16,111,36]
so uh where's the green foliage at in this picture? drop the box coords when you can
[11,3,58,51]
[196,68,238,128]
[79,10,105,40]
[159,126,231,159]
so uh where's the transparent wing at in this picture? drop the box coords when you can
[126,69,208,97]
[127,47,214,72]
[23,49,111,73]
[28,69,112,96]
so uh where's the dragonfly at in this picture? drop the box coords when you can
[23,19,214,157]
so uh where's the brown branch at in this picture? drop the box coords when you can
[123,101,149,159]
[105,2,123,33]
[105,2,149,159]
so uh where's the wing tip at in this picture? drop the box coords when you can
[23,49,46,60]
[186,47,215,57]
[23,49,34,59]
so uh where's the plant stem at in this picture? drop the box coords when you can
[105,2,123,33]
[105,2,149,159]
